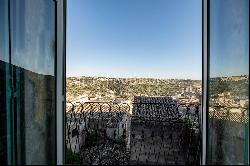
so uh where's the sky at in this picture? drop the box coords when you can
[0,0,55,75]
[67,0,202,79]
[210,0,249,77]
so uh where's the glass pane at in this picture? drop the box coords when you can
[10,0,56,164]
[208,0,249,164]
[0,0,10,164]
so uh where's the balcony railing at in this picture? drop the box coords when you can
[207,105,249,164]
[209,105,249,123]
[66,100,201,165]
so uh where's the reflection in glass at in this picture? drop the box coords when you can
[0,0,10,164]
[11,0,56,164]
[208,0,249,164]
[0,0,56,165]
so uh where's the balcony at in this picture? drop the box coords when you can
[66,96,201,165]
[208,105,249,164]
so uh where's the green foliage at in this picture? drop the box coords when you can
[210,78,249,97]
[116,137,126,145]
[66,76,202,100]
[209,78,229,95]
[85,130,103,147]
[65,149,80,165]
[86,131,98,142]
[229,80,249,97]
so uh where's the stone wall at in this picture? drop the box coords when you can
[129,96,200,165]
[129,120,198,165]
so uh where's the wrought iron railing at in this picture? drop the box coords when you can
[209,105,249,123]
[207,105,249,164]
[66,101,201,165]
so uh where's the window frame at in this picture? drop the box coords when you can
[55,0,66,164]
[202,0,208,165]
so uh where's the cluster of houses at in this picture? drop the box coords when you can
[66,96,200,165]
[66,102,130,153]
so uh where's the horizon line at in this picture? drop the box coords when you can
[66,74,249,80]
[66,74,201,80]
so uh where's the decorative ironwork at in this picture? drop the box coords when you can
[66,98,201,165]
[209,105,249,123]
[207,105,249,164]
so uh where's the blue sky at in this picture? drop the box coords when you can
[67,0,202,79]
[210,0,249,77]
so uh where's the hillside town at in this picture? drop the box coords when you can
[66,75,248,165]
[209,75,249,113]
[66,76,202,107]
[66,96,200,165]
[66,75,249,114]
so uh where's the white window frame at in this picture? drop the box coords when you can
[56,0,66,164]
[202,0,208,165]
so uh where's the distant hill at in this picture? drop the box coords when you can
[66,76,201,102]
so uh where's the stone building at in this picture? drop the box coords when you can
[129,96,200,165]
